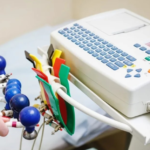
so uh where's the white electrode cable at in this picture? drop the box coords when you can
[19,128,24,150]
[31,120,46,150]
[0,97,6,103]
[42,64,132,133]
[57,89,132,133]
[38,118,45,150]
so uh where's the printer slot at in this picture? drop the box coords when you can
[87,12,148,35]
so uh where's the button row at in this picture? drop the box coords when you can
[125,74,141,78]
[134,43,150,54]
[127,68,142,73]
[59,24,136,71]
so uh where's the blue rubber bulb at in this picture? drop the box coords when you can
[5,88,21,110]
[7,79,22,88]
[0,56,6,75]
[5,83,21,94]
[9,94,30,119]
[19,106,40,133]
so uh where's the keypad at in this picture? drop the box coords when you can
[140,47,147,51]
[115,61,124,67]
[126,55,136,61]
[136,68,142,73]
[134,74,140,78]
[134,43,141,48]
[127,69,133,73]
[146,50,150,54]
[134,43,150,55]
[118,57,125,61]
[125,74,132,78]
[123,60,133,66]
[58,24,136,71]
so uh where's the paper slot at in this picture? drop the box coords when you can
[87,12,148,35]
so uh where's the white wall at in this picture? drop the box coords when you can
[0,0,150,45]
[0,0,73,44]
[73,0,150,20]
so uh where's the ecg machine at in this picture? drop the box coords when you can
[50,9,150,118]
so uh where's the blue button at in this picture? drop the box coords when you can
[118,57,125,61]
[103,48,110,51]
[108,51,115,55]
[74,29,79,32]
[81,28,86,31]
[58,30,65,34]
[100,52,107,56]
[83,47,90,51]
[77,25,83,29]
[136,68,142,72]
[116,49,123,53]
[95,49,102,53]
[99,45,105,48]
[127,69,133,73]
[121,52,128,56]
[125,74,132,78]
[75,35,80,38]
[101,59,108,63]
[89,33,95,36]
[94,42,100,46]
[93,35,99,39]
[67,36,72,40]
[79,38,84,41]
[71,32,76,36]
[134,74,140,78]
[75,41,81,45]
[107,44,113,47]
[115,61,124,67]
[146,50,150,54]
[111,46,118,50]
[90,39,96,43]
[92,53,98,57]
[71,39,77,42]
[85,30,91,34]
[78,31,83,35]
[126,55,136,61]
[88,50,94,54]
[87,43,93,47]
[140,47,147,51]
[105,55,111,59]
[106,62,119,70]
[91,46,97,50]
[79,44,85,48]
[63,27,69,31]
[102,41,108,44]
[67,30,72,33]
[70,27,75,30]
[123,60,133,66]
[113,53,120,58]
[63,33,69,37]
[74,23,79,26]
[97,38,104,42]
[134,43,141,48]
[97,56,103,60]
[82,34,87,37]
[83,40,88,44]
[86,36,92,40]
[110,58,117,62]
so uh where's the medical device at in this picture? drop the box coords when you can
[50,9,150,117]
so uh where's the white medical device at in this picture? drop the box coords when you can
[51,9,150,118]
